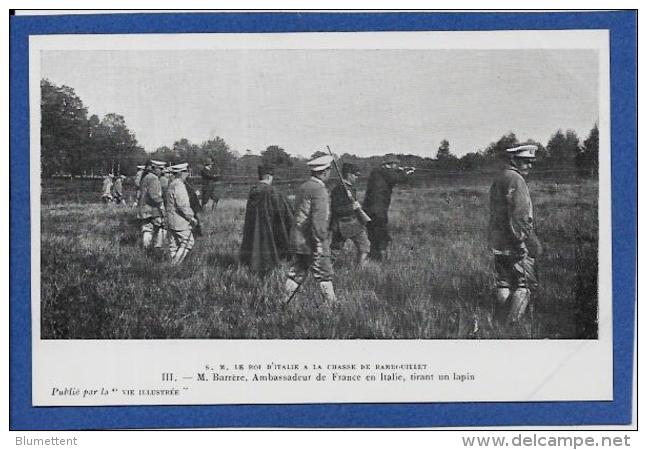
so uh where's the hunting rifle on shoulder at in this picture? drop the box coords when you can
[326,145,372,224]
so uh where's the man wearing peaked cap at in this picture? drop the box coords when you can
[488,143,542,337]
[164,162,198,265]
[284,153,336,305]
[306,154,333,171]
[137,158,166,253]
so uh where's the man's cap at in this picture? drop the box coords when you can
[136,165,145,170]
[341,162,361,176]
[151,159,167,168]
[507,145,537,159]
[307,154,333,172]
[257,164,275,177]
[169,162,189,173]
[382,156,400,165]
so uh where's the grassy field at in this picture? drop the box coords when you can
[40,179,599,339]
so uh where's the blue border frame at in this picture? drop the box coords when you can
[10,11,637,429]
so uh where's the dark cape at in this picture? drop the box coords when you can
[240,182,294,273]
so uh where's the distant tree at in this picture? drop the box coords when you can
[575,123,599,176]
[261,145,293,167]
[95,113,144,173]
[436,139,452,160]
[40,79,90,176]
[484,132,520,159]
[546,129,580,162]
[201,137,235,173]
[310,150,328,160]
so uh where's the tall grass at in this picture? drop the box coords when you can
[40,181,599,339]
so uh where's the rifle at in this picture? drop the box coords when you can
[326,145,371,224]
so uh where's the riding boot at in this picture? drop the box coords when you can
[507,288,530,324]
[357,251,369,267]
[319,281,337,305]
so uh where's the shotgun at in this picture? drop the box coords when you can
[326,145,371,224]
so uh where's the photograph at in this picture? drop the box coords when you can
[39,46,602,340]
[10,11,635,428]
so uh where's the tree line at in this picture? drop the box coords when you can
[41,79,599,179]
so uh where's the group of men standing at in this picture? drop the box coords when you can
[100,173,126,204]
[129,143,541,335]
[135,159,199,265]
[241,145,542,334]
[238,154,416,306]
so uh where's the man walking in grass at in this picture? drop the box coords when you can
[330,162,370,267]
[165,162,198,265]
[240,164,294,274]
[362,156,415,260]
[488,144,542,336]
[284,154,336,305]
[136,159,166,252]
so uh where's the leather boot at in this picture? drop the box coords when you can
[357,251,369,267]
[319,281,337,304]
[492,288,510,326]
[507,288,530,324]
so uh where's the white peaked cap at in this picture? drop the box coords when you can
[506,145,538,158]
[151,160,167,167]
[307,154,333,171]
[169,162,189,173]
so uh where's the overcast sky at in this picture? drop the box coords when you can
[41,49,599,158]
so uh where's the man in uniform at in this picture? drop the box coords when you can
[112,174,125,205]
[240,164,294,274]
[200,157,222,210]
[488,144,542,336]
[165,162,198,265]
[133,164,146,207]
[362,157,415,260]
[136,160,166,251]
[100,173,114,203]
[284,155,336,305]
[330,162,370,267]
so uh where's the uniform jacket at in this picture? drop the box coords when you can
[136,172,165,220]
[488,166,535,252]
[289,176,331,255]
[112,178,123,196]
[165,177,195,231]
[134,169,144,189]
[362,167,408,222]
[101,176,113,197]
[159,174,170,198]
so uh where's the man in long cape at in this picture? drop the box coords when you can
[240,165,294,274]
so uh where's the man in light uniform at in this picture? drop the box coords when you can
[165,163,198,265]
[330,162,370,267]
[137,160,166,251]
[100,173,114,203]
[488,144,542,334]
[133,164,146,207]
[284,155,336,304]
